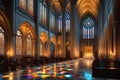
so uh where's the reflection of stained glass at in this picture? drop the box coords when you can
[19,0,26,10]
[28,0,33,15]
[16,30,22,55]
[83,17,95,39]
[0,27,4,55]
[27,34,32,55]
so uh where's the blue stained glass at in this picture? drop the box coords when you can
[83,17,95,39]
[83,17,95,29]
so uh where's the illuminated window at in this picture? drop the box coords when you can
[58,15,62,32]
[50,13,55,30]
[0,27,4,55]
[83,17,95,39]
[28,0,33,15]
[27,34,32,55]
[40,2,47,25]
[16,30,22,55]
[19,0,27,10]
[65,12,70,32]
[19,0,33,15]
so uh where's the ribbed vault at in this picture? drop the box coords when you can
[77,0,100,18]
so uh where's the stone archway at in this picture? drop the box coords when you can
[40,31,48,57]
[16,22,36,58]
[0,9,11,58]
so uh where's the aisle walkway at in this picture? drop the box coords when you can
[0,58,119,80]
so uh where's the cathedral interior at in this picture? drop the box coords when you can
[0,0,120,80]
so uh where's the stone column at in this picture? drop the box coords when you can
[47,7,51,58]
[70,1,76,58]
[113,0,120,61]
[34,0,40,60]
[61,8,66,58]
[55,15,57,58]
[9,0,16,61]
[114,23,120,61]
[6,0,17,70]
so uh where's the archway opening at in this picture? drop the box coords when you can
[0,10,10,58]
[81,16,96,58]
[40,31,48,57]
[16,22,36,58]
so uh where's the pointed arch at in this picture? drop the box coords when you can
[0,8,11,33]
[18,21,36,39]
[16,21,36,56]
[0,9,10,56]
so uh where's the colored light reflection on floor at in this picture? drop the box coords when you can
[0,59,96,80]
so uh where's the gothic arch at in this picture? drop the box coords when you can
[17,21,36,39]
[0,9,10,57]
[0,8,11,34]
[16,22,36,57]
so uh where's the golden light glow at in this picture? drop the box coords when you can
[19,23,34,38]
[42,66,46,74]
[110,51,115,59]
[84,59,94,67]
[40,32,48,43]
[77,0,100,18]
[52,0,61,13]
[84,46,94,58]
[53,64,57,75]
[51,36,56,45]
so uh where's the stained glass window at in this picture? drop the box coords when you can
[28,0,33,15]
[58,15,62,32]
[19,0,27,10]
[40,2,47,25]
[16,30,22,55]
[83,17,95,39]
[19,0,33,15]
[65,12,70,32]
[50,13,55,30]
[0,27,4,55]
[27,34,32,55]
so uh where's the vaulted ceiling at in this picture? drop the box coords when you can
[77,0,100,18]
[46,0,100,18]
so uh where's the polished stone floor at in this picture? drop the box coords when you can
[0,58,119,80]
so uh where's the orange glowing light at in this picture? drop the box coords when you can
[84,46,94,58]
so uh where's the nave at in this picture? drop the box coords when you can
[0,58,120,80]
